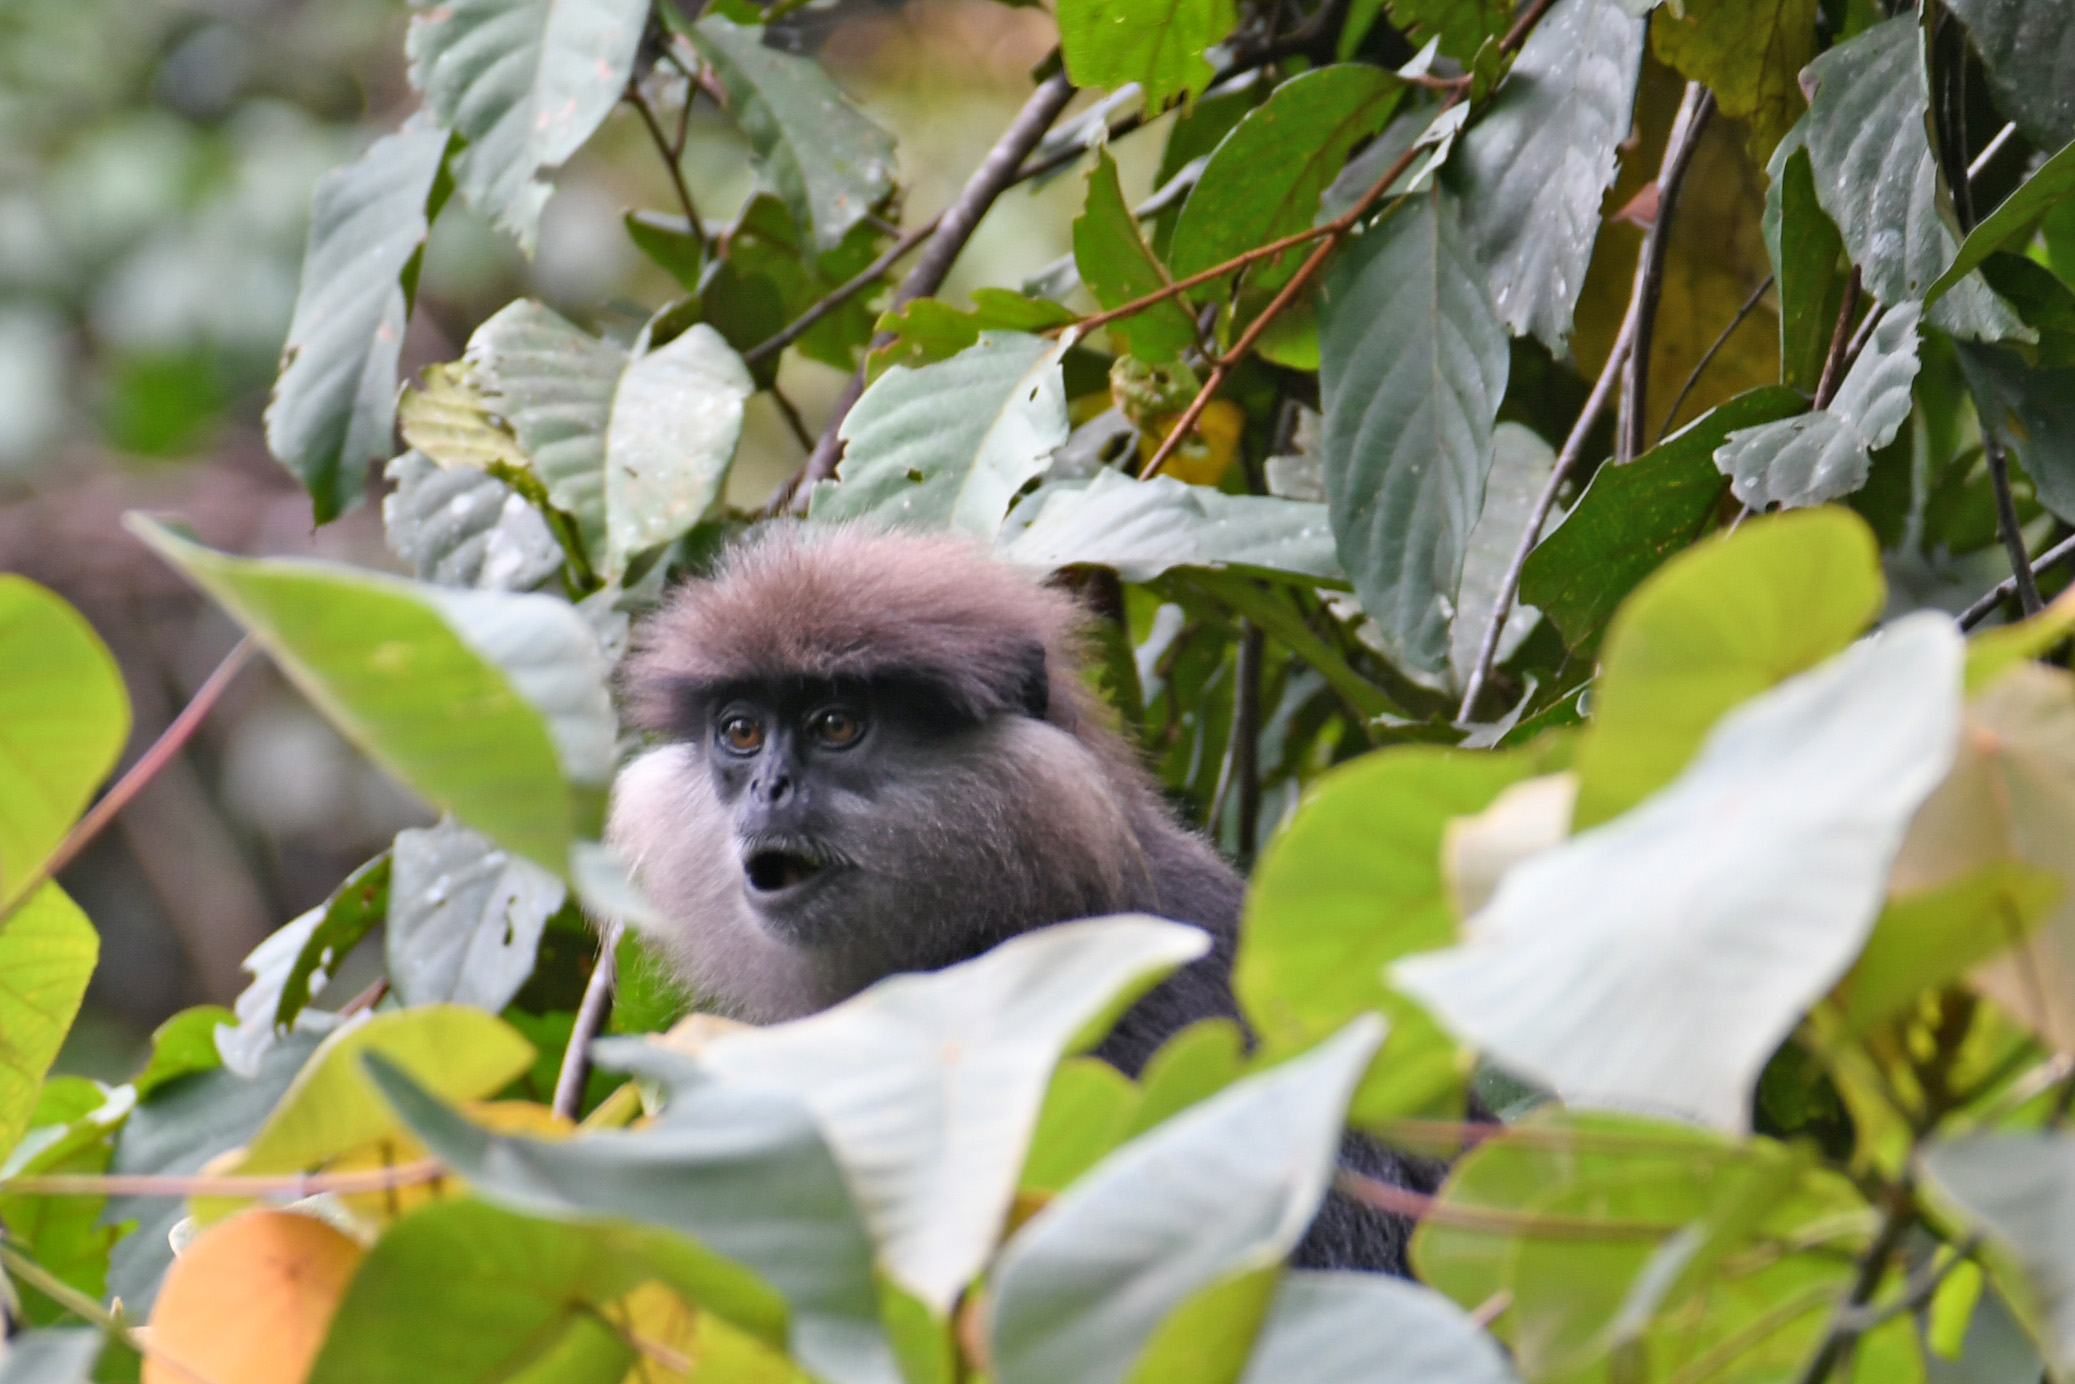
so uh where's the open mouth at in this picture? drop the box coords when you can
[740,836,839,897]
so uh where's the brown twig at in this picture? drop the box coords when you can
[1789,1185,1916,1384]
[0,1159,447,1199]
[627,83,703,242]
[1456,286,1642,719]
[1658,273,1772,445]
[1812,267,1862,411]
[742,219,937,366]
[769,383,816,453]
[1337,1170,1679,1240]
[1982,434,2045,615]
[1623,83,1715,462]
[1073,220,1345,340]
[1959,531,2075,628]
[336,976,389,1018]
[554,921,622,1119]
[3,636,257,925]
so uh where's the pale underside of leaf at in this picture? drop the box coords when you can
[386,818,567,1012]
[603,324,753,580]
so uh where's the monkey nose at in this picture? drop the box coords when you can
[756,771,794,805]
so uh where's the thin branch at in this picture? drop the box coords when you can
[585,1302,697,1375]
[1840,300,1886,378]
[0,1242,222,1384]
[1968,120,2019,183]
[1983,433,2045,615]
[1623,83,1715,462]
[768,383,816,453]
[554,921,623,1119]
[791,72,1078,503]
[743,219,936,366]
[1498,0,1558,52]
[1457,284,1643,719]
[3,637,257,926]
[0,1160,448,1199]
[1959,532,2075,628]
[1658,273,1772,445]
[1337,1171,1680,1240]
[1075,219,1344,339]
[627,83,703,240]
[1812,266,1862,411]
[1789,1186,1915,1384]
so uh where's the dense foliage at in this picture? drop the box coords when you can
[7,0,2075,1379]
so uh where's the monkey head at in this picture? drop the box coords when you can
[607,525,1161,1022]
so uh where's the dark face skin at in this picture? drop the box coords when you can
[696,677,966,940]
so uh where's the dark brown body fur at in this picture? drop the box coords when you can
[609,525,1434,1270]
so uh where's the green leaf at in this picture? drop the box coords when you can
[1801,16,2022,340]
[0,577,127,910]
[625,210,707,292]
[1571,507,1885,828]
[868,293,1078,379]
[367,1049,896,1384]
[1449,423,1558,688]
[1237,746,1542,1123]
[273,854,390,1034]
[1927,139,2075,307]
[405,0,648,249]
[988,1018,1385,1384]
[1520,386,1807,655]
[1979,253,2075,367]
[685,18,897,252]
[382,452,566,593]
[1169,66,1404,291]
[133,1006,231,1098]
[0,1080,125,1326]
[1318,185,1508,675]
[265,120,450,523]
[1002,471,1343,586]
[397,361,532,476]
[1126,1018,1244,1137]
[1383,0,1511,63]
[105,1030,324,1315]
[1716,300,1922,509]
[1766,139,1850,393]
[1237,1271,1520,1384]
[1921,1136,2075,1374]
[1956,339,2075,523]
[386,820,565,1012]
[695,917,1207,1312]
[1397,614,1961,1130]
[220,910,334,1078]
[815,332,1070,538]
[0,884,97,1160]
[1455,0,1645,349]
[1073,150,1197,365]
[603,324,752,581]
[308,1197,789,1384]
[1181,569,1404,722]
[1944,0,2075,151]
[127,516,613,873]
[1020,1058,1143,1195]
[231,1006,534,1181]
[1832,863,2061,1035]
[467,300,628,561]
[1650,0,1816,160]
[1056,0,1236,108]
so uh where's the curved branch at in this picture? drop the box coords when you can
[1622,83,1714,462]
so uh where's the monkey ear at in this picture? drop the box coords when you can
[1013,641,1050,719]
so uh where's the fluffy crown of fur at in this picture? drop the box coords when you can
[624,525,1105,735]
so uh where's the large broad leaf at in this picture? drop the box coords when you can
[1395,614,1963,1131]
[1056,0,1236,108]
[0,1328,102,1383]
[1237,1271,1519,1384]
[1169,66,1404,290]
[381,451,565,592]
[217,907,330,1079]
[815,332,1070,538]
[693,917,1209,1313]
[1801,16,2020,340]
[1920,1136,2075,1373]
[686,18,896,252]
[127,516,613,874]
[1001,470,1343,586]
[603,323,752,580]
[1,1078,130,1324]
[1890,662,2075,1051]
[1943,0,2075,151]
[308,1198,789,1384]
[1765,137,1850,393]
[369,1049,897,1384]
[1956,340,2075,524]
[0,885,97,1158]
[1715,300,1921,509]
[1650,0,1816,160]
[1520,387,1807,654]
[1074,150,1197,365]
[265,120,449,523]
[386,819,566,1012]
[406,0,648,250]
[104,1030,324,1315]
[1318,185,1508,676]
[1570,507,1885,828]
[1237,746,1549,1124]
[1449,423,1559,689]
[1928,140,2075,307]
[0,578,127,910]
[987,1018,1384,1384]
[467,300,628,560]
[1454,0,1645,349]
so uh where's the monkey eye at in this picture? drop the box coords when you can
[717,713,764,755]
[807,705,865,748]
